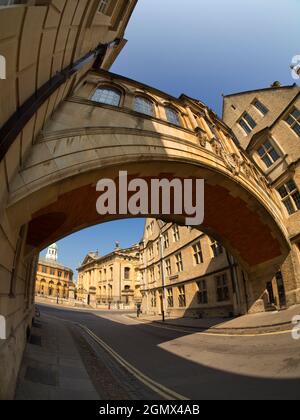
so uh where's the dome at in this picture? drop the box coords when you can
[46,243,58,261]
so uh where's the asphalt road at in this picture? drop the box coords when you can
[39,304,300,400]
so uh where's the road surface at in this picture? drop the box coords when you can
[39,304,300,400]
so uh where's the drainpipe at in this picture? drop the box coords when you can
[119,260,122,310]
[226,251,240,316]
[242,271,249,313]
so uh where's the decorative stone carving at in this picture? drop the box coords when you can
[211,137,223,156]
[199,133,208,148]
[221,151,241,175]
[195,127,208,148]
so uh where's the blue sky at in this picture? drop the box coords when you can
[41,0,300,278]
[112,0,300,116]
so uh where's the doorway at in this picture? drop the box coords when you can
[275,271,286,308]
[266,281,275,305]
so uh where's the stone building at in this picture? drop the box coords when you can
[35,243,74,302]
[223,82,300,310]
[77,244,141,309]
[140,219,249,319]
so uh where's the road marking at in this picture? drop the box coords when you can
[128,316,293,338]
[78,323,189,401]
[44,313,189,400]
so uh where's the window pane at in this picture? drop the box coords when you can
[264,141,272,150]
[254,100,268,115]
[134,97,154,116]
[239,119,251,134]
[269,148,280,162]
[278,186,288,198]
[292,123,300,137]
[257,147,265,157]
[292,191,300,210]
[287,180,297,192]
[286,116,295,126]
[262,156,273,168]
[244,113,257,129]
[92,88,121,106]
[284,198,295,215]
[165,108,180,126]
[291,108,300,119]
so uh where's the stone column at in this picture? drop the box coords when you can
[68,285,75,302]
[89,290,97,308]
[186,107,198,130]
[280,244,300,307]
[123,92,134,109]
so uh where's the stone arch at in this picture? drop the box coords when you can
[2,92,298,316]
[8,127,289,264]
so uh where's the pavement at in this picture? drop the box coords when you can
[15,310,160,400]
[15,313,100,400]
[127,304,300,334]
[15,303,300,400]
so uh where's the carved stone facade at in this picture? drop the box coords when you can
[140,219,247,319]
[35,243,74,303]
[77,244,141,309]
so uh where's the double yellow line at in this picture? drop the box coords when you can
[44,315,188,400]
[78,323,189,400]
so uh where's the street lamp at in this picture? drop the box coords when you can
[159,233,167,322]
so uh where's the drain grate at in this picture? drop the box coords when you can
[29,334,42,346]
[25,366,57,386]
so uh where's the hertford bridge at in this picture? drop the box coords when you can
[0,0,298,400]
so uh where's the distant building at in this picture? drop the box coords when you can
[77,244,141,309]
[35,244,74,301]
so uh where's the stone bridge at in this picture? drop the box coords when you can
[0,0,297,401]
[6,69,291,295]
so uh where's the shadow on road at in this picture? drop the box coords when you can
[38,304,300,400]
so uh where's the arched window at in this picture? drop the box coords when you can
[48,281,54,296]
[134,96,154,117]
[165,107,181,126]
[91,87,121,107]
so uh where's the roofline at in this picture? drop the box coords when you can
[38,258,73,273]
[223,83,298,99]
[92,69,188,107]
[78,244,140,270]
[246,90,300,152]
[269,90,300,129]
